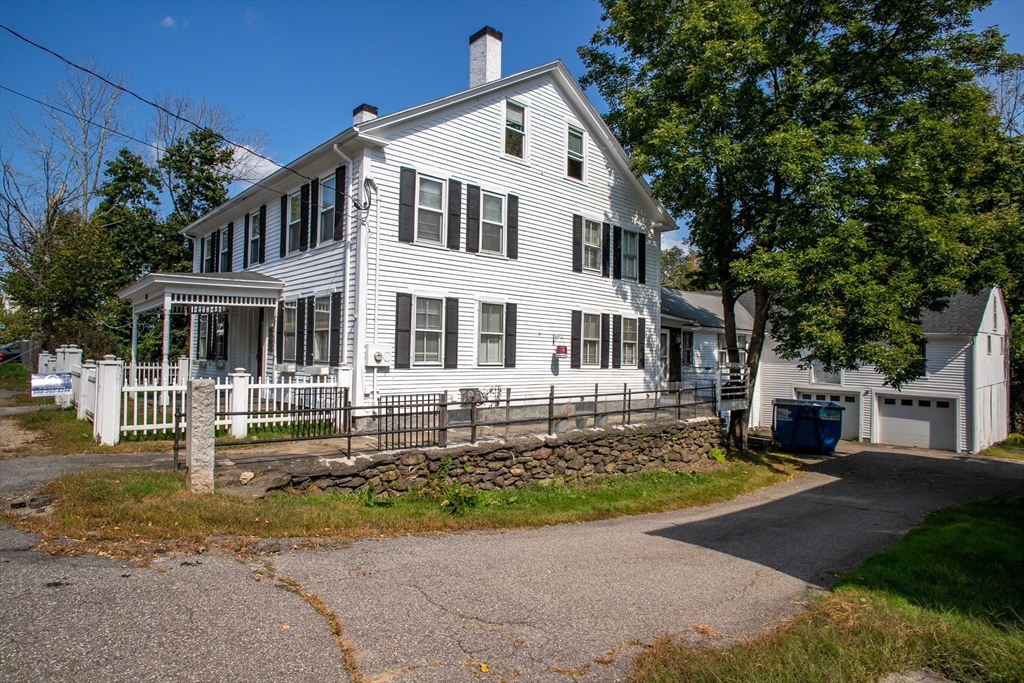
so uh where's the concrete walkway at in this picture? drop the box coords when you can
[2,447,1023,682]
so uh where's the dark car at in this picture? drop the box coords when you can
[0,341,23,364]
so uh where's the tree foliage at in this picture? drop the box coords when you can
[581,0,1023,444]
[661,245,704,291]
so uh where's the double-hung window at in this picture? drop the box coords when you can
[219,227,230,271]
[659,332,669,380]
[479,303,503,365]
[416,176,445,244]
[582,313,601,365]
[481,192,504,254]
[202,234,215,272]
[622,318,638,366]
[583,219,601,271]
[319,176,335,244]
[313,297,330,363]
[197,316,209,359]
[718,334,748,367]
[505,101,525,158]
[248,211,262,265]
[288,191,302,254]
[414,297,443,364]
[567,125,584,180]
[622,231,639,280]
[212,314,228,360]
[282,302,297,362]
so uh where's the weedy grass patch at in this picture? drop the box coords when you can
[631,494,1024,683]
[976,434,1024,462]
[7,452,799,544]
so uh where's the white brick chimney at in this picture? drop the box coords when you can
[353,103,378,126]
[469,26,502,88]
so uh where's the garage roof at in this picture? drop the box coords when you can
[920,288,992,335]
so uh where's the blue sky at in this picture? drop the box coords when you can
[1,0,1021,248]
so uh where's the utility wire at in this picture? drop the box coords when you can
[0,22,314,184]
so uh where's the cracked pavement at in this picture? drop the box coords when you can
[3,446,1024,682]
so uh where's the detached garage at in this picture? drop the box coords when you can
[797,390,860,440]
[876,395,957,451]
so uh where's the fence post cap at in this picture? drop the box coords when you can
[60,344,68,349]
[233,367,246,373]
[102,354,116,361]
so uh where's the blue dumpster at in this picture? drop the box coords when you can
[772,398,845,454]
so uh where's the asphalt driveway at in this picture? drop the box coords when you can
[3,446,1023,682]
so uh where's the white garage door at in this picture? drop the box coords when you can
[877,396,956,451]
[798,391,860,440]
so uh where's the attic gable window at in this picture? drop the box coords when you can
[505,101,525,158]
[567,125,584,180]
[416,176,445,244]
[288,191,302,254]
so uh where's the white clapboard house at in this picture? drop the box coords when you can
[659,287,1010,453]
[118,27,675,405]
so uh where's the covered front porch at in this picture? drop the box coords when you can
[118,272,284,383]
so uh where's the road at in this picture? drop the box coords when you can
[3,446,1023,682]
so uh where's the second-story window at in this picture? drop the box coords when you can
[249,211,262,266]
[481,193,504,254]
[567,125,584,180]
[282,302,297,362]
[202,234,215,272]
[505,102,525,158]
[622,231,639,280]
[416,176,445,244]
[584,219,601,271]
[288,192,302,254]
[583,313,601,365]
[219,227,231,271]
[320,176,336,244]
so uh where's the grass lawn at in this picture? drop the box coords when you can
[631,494,1024,683]
[10,408,173,455]
[0,362,49,406]
[7,453,798,544]
[976,434,1024,462]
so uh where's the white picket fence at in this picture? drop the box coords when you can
[124,362,180,387]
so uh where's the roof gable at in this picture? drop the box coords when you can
[661,289,755,331]
[920,288,993,335]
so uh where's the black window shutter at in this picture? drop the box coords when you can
[466,185,480,253]
[329,291,342,366]
[638,318,646,369]
[612,315,622,368]
[279,195,287,258]
[243,214,250,269]
[398,167,416,243]
[210,229,219,272]
[601,313,610,369]
[638,233,647,284]
[395,294,412,368]
[602,223,611,278]
[447,180,461,250]
[334,166,346,242]
[225,222,233,272]
[444,298,459,369]
[504,303,517,368]
[299,183,310,252]
[613,226,622,280]
[305,297,315,364]
[507,194,519,260]
[309,178,320,249]
[259,204,267,264]
[296,297,306,365]
[572,214,583,272]
[570,310,582,369]
[276,302,284,363]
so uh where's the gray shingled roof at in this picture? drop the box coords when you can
[920,288,991,335]
[661,289,755,330]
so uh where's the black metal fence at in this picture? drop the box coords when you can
[174,382,719,460]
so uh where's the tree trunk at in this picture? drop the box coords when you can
[745,283,772,443]
[721,289,746,451]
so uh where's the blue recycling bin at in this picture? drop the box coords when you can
[772,398,845,454]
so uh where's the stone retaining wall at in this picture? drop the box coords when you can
[218,417,725,498]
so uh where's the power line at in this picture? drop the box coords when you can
[0,22,313,184]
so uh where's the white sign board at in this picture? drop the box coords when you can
[31,373,73,397]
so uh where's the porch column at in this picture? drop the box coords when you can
[130,311,139,381]
[161,293,171,387]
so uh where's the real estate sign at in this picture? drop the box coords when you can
[31,373,73,397]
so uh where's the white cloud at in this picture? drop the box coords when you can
[160,16,177,28]
[232,145,280,184]
[246,8,262,27]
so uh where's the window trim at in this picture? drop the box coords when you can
[621,229,639,281]
[504,99,527,160]
[287,191,302,254]
[413,296,444,366]
[478,301,505,366]
[197,315,209,359]
[312,296,331,364]
[621,317,638,367]
[566,124,585,181]
[582,218,602,272]
[282,301,297,362]
[248,210,262,268]
[202,233,215,273]
[318,175,336,246]
[414,175,446,246]
[582,312,601,366]
[219,226,231,272]
[479,191,505,255]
